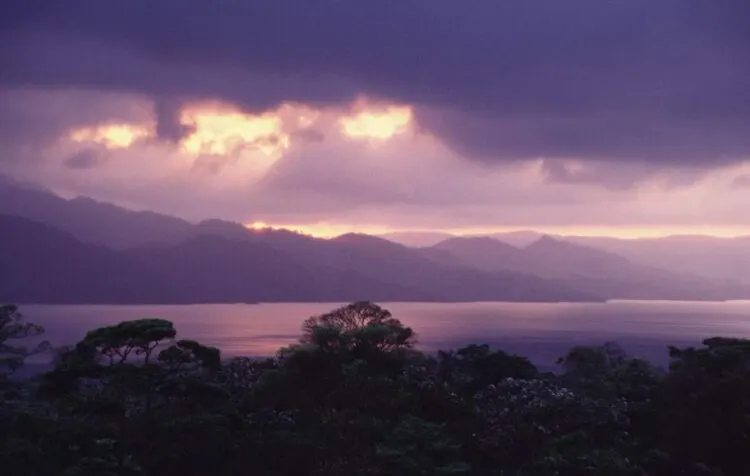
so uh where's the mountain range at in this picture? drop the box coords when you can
[429,236,747,301]
[384,229,750,285]
[1,176,748,304]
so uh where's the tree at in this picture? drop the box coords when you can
[557,342,663,410]
[43,319,177,405]
[0,304,48,380]
[473,377,637,475]
[6,301,750,476]
[78,319,176,365]
[660,337,750,475]
[373,415,470,475]
[279,301,417,389]
[437,344,537,396]
[157,339,221,373]
[299,301,416,353]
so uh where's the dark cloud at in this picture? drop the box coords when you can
[415,107,750,166]
[64,149,102,170]
[2,0,750,166]
[0,89,151,160]
[542,160,610,186]
[153,97,194,143]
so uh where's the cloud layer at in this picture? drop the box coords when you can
[4,0,749,164]
[1,1,749,234]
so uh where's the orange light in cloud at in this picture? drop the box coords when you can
[274,103,321,129]
[445,225,750,240]
[180,106,290,157]
[66,99,415,165]
[248,221,272,230]
[247,222,750,240]
[245,221,393,238]
[339,104,413,140]
[69,124,152,149]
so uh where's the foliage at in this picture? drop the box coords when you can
[373,415,470,475]
[297,301,416,356]
[660,337,750,475]
[437,343,538,396]
[78,318,176,365]
[0,303,48,379]
[1,303,749,476]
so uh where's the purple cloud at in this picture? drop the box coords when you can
[2,0,748,166]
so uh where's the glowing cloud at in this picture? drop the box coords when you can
[248,221,272,230]
[339,104,413,140]
[179,106,290,157]
[245,221,392,238]
[274,103,321,129]
[69,124,152,149]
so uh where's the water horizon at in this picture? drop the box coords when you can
[16,300,750,372]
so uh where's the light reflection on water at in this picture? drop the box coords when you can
[18,301,750,371]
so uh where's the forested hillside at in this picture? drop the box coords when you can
[2,302,749,475]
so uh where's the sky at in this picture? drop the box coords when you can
[2,0,749,238]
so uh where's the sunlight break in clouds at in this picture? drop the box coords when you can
[246,221,393,238]
[65,98,413,158]
[13,88,750,238]
[339,103,413,140]
[69,124,153,149]
[179,105,291,157]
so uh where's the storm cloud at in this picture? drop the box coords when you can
[3,0,749,165]
[1,0,750,235]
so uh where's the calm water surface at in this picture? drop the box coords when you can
[21,301,750,370]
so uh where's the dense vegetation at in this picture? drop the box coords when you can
[2,301,749,475]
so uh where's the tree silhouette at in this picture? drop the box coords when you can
[299,301,416,353]
[0,303,48,379]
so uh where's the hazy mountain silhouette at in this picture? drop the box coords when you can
[198,231,597,302]
[319,234,597,302]
[2,177,747,302]
[433,236,536,273]
[0,212,597,304]
[381,230,545,248]
[527,236,750,300]
[525,235,637,278]
[429,235,750,300]
[484,230,544,248]
[565,235,750,284]
[0,177,192,249]
[379,231,455,247]
[0,214,175,304]
[127,235,426,303]
[388,230,750,286]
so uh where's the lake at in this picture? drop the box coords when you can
[18,300,750,371]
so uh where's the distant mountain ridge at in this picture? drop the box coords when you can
[0,177,193,249]
[1,177,748,303]
[386,229,750,286]
[564,235,750,284]
[428,235,749,301]
[0,215,175,304]
[378,231,455,247]
[0,213,596,304]
[0,174,598,303]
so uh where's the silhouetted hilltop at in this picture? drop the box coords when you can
[2,178,747,303]
[127,234,425,303]
[432,236,533,273]
[0,213,597,304]
[566,234,750,284]
[428,235,750,300]
[0,214,174,304]
[0,178,192,249]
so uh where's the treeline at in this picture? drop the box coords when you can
[1,302,749,475]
